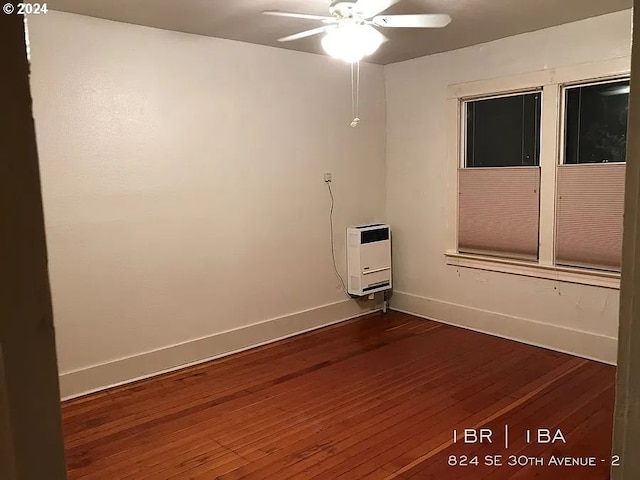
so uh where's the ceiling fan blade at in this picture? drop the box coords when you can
[368,25,389,43]
[277,26,333,42]
[262,10,334,22]
[356,0,399,19]
[372,13,452,28]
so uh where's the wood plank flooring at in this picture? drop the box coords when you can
[62,311,616,479]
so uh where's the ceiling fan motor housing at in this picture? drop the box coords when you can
[329,0,360,18]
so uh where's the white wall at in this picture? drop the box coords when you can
[385,10,632,363]
[27,12,386,397]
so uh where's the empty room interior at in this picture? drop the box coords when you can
[11,0,639,477]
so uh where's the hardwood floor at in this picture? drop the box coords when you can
[62,311,616,479]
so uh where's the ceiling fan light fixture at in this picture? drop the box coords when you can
[321,24,384,63]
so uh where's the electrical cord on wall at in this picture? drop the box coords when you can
[326,181,349,294]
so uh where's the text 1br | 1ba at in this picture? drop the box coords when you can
[453,427,566,445]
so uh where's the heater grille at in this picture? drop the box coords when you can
[347,224,392,296]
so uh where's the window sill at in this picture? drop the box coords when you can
[444,252,620,290]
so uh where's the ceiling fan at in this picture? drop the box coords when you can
[263,0,452,63]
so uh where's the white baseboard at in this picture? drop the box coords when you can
[390,291,617,365]
[59,298,381,400]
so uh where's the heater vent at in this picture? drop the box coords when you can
[346,224,392,297]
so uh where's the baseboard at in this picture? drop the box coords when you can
[390,291,617,365]
[59,298,381,400]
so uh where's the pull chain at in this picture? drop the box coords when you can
[350,61,360,128]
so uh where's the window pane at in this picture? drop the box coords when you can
[564,80,629,164]
[465,93,541,168]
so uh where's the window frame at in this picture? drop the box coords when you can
[445,57,630,289]
[461,89,543,169]
[559,76,630,167]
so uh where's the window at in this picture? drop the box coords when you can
[565,80,629,164]
[458,92,542,261]
[450,71,629,282]
[466,92,541,167]
[555,79,629,271]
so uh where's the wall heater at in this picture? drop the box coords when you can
[347,224,392,296]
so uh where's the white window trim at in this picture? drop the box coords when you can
[445,252,620,289]
[446,56,629,289]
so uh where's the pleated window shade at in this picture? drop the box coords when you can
[556,164,625,271]
[458,167,540,260]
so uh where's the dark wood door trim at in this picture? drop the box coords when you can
[0,10,67,480]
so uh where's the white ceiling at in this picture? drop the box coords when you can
[47,0,632,64]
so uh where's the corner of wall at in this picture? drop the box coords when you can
[60,298,382,400]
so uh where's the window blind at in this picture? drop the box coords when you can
[556,164,625,270]
[458,167,540,260]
